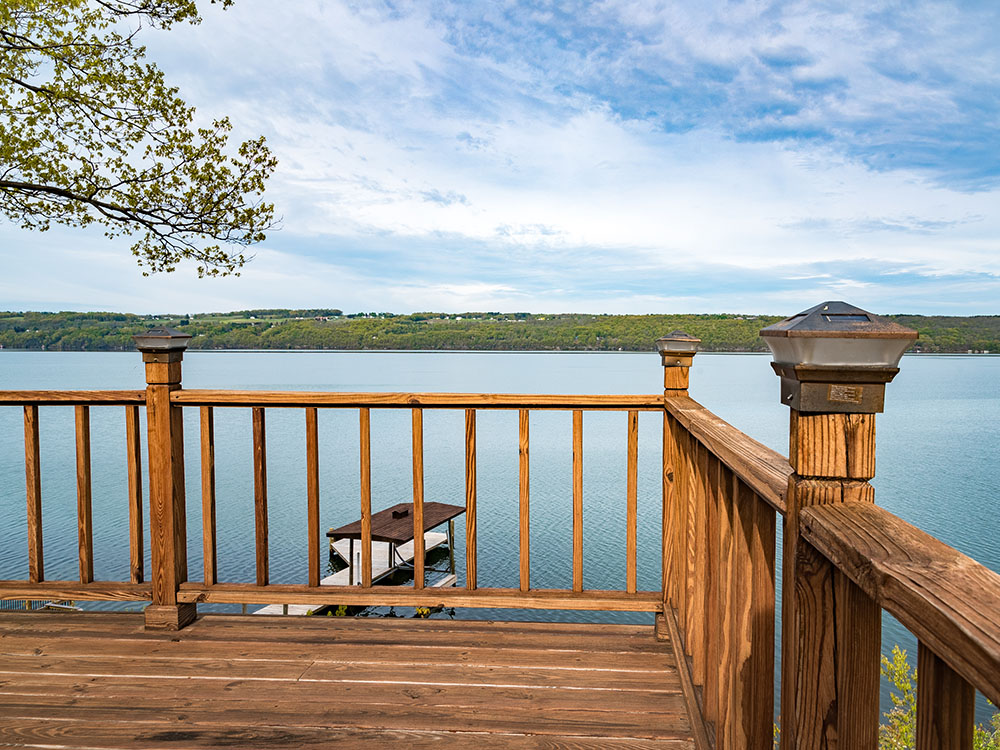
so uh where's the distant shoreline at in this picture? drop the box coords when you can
[2,310,997,354]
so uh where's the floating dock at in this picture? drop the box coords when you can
[253,531,454,615]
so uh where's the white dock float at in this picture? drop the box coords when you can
[253,531,449,616]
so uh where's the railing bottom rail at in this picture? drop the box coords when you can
[177,584,663,612]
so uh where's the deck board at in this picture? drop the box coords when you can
[0,612,695,749]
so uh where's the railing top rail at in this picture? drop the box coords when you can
[665,394,790,514]
[800,500,1000,706]
[170,390,667,410]
[0,390,146,405]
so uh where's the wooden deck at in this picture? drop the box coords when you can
[0,612,696,749]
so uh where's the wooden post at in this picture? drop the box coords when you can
[781,412,881,750]
[762,303,916,750]
[135,328,195,631]
[656,334,696,645]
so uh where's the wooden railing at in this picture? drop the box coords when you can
[656,365,1000,748]
[659,392,787,748]
[2,338,999,750]
[0,390,151,603]
[0,377,669,620]
[170,390,667,615]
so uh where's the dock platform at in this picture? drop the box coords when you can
[0,611,696,748]
[253,531,452,616]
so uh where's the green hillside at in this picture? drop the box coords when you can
[0,309,997,353]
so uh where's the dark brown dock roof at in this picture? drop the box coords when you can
[327,501,465,544]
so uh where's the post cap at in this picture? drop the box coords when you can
[133,327,192,353]
[761,301,918,413]
[656,330,701,355]
[760,301,916,368]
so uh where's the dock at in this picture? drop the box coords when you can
[252,531,452,615]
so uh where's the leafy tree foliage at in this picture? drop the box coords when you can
[880,645,999,750]
[0,0,276,276]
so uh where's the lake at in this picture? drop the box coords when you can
[1,349,997,718]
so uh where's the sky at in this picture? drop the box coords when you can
[2,0,999,315]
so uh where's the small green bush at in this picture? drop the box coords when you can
[881,646,999,750]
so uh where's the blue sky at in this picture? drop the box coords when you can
[2,0,998,315]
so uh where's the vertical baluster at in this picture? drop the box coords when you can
[916,643,974,750]
[749,492,776,749]
[412,408,425,589]
[661,411,672,605]
[673,418,690,637]
[716,464,735,747]
[729,481,776,750]
[126,405,144,584]
[687,440,708,688]
[252,407,268,586]
[572,409,584,593]
[519,408,530,592]
[24,405,43,583]
[465,409,477,591]
[76,405,94,583]
[200,407,217,585]
[626,410,638,595]
[305,407,320,588]
[359,407,372,587]
[703,455,721,724]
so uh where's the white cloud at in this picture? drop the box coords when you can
[2,0,998,314]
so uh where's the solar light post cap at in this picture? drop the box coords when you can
[760,302,917,413]
[656,330,700,367]
[133,327,191,365]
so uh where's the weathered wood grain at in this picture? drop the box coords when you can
[23,405,43,583]
[519,408,530,592]
[916,641,974,750]
[744,488,775,749]
[665,396,790,514]
[662,412,674,605]
[688,442,708,691]
[662,607,712,750]
[199,406,217,586]
[626,409,638,595]
[412,407,425,589]
[0,581,152,601]
[573,409,584,593]
[0,612,697,748]
[0,390,145,405]
[75,405,93,584]
[252,407,268,586]
[465,408,477,591]
[0,722,695,750]
[143,368,189,619]
[171,390,665,410]
[716,464,734,748]
[359,407,373,588]
[175,583,664,612]
[125,405,144,584]
[673,418,690,633]
[702,455,720,723]
[790,411,875,480]
[799,501,1000,705]
[782,406,880,750]
[305,407,320,588]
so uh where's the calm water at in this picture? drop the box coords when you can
[1,350,997,718]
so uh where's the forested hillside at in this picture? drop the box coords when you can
[0,310,997,353]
